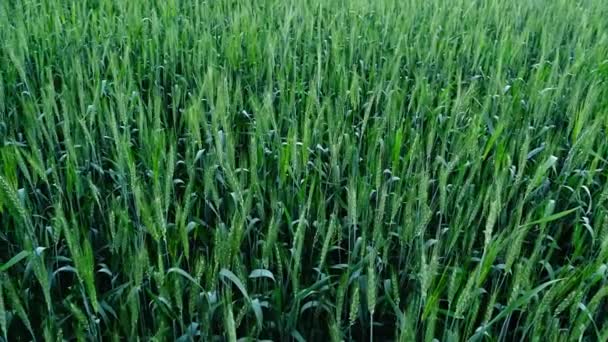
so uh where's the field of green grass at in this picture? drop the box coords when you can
[1,0,608,340]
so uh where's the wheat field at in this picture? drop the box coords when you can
[1,0,608,340]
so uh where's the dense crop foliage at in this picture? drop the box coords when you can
[1,0,608,340]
